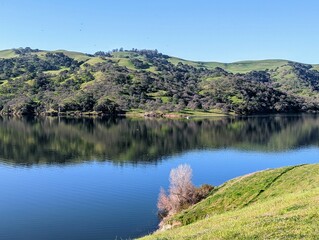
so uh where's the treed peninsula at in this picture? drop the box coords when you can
[1,47,319,116]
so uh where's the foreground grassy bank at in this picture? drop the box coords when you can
[140,164,319,240]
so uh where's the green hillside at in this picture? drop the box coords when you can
[0,49,18,59]
[312,64,319,71]
[0,47,319,116]
[140,164,319,240]
[168,57,288,73]
[52,50,91,62]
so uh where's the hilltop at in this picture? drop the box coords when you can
[140,164,319,239]
[1,47,319,116]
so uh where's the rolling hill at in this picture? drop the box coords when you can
[0,47,319,116]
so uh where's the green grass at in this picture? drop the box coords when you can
[148,91,168,97]
[28,50,49,59]
[168,57,289,73]
[43,68,69,75]
[0,80,8,85]
[83,57,106,65]
[130,108,229,116]
[115,58,137,70]
[178,109,231,117]
[26,79,35,86]
[111,51,138,58]
[125,109,230,118]
[112,52,157,72]
[0,49,18,59]
[0,49,91,62]
[80,81,95,90]
[229,95,244,104]
[168,57,209,68]
[311,64,319,71]
[216,59,288,73]
[140,164,319,240]
[54,50,91,61]
[147,66,158,73]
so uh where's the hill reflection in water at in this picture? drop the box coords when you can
[0,115,319,166]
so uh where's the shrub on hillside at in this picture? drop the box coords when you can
[158,164,214,217]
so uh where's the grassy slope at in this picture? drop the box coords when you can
[53,50,91,62]
[312,64,319,71]
[0,49,91,62]
[0,49,18,59]
[0,48,312,74]
[140,164,319,240]
[168,57,288,73]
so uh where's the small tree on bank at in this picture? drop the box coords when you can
[158,164,195,216]
[158,164,214,217]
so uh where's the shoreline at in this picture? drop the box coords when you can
[0,110,233,119]
[0,110,317,119]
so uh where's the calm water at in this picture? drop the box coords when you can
[0,115,319,239]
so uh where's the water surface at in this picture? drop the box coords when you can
[0,115,318,239]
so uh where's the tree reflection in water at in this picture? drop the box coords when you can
[0,115,318,166]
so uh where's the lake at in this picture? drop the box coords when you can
[0,115,319,239]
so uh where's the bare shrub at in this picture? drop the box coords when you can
[158,165,215,218]
[157,188,172,216]
[158,164,197,216]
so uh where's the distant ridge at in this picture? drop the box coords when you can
[0,47,319,116]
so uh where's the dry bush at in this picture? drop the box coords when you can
[158,164,214,217]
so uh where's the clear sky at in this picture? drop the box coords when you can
[0,0,319,63]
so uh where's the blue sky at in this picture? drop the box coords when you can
[0,0,318,63]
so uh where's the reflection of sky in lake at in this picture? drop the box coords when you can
[0,147,318,239]
[163,148,319,186]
